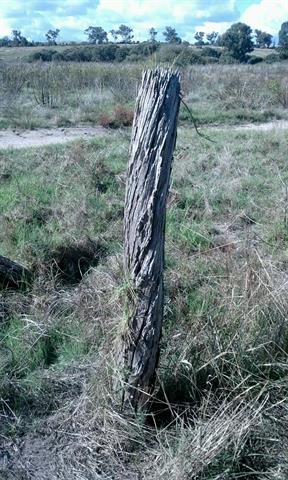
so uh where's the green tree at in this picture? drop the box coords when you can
[163,26,181,44]
[279,21,288,57]
[110,29,118,42]
[116,25,134,43]
[0,36,10,47]
[11,30,28,46]
[206,31,218,45]
[219,22,253,62]
[84,26,108,44]
[194,31,205,47]
[148,27,158,43]
[254,29,273,48]
[45,29,60,45]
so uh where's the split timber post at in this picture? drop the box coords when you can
[118,68,181,410]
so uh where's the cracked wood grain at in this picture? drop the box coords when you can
[118,68,180,410]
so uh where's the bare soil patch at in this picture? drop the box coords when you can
[0,126,109,150]
[1,120,288,150]
[211,119,288,132]
[0,120,288,149]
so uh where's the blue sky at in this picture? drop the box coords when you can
[0,0,287,42]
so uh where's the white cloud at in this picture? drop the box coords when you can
[0,18,11,36]
[241,0,288,35]
[95,0,238,41]
[4,0,286,43]
[97,0,236,23]
[193,21,232,35]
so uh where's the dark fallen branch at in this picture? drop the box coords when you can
[0,255,32,289]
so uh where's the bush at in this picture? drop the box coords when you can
[128,42,158,57]
[201,56,219,64]
[279,49,288,60]
[51,52,65,62]
[29,49,58,62]
[114,104,134,126]
[114,46,130,62]
[99,104,134,128]
[199,46,221,58]
[268,79,288,107]
[219,53,239,64]
[91,44,119,62]
[27,43,158,64]
[247,55,264,64]
[158,45,205,66]
[265,53,281,63]
[61,45,119,62]
[126,53,142,63]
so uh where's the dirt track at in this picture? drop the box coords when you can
[230,119,288,132]
[0,126,109,150]
[0,120,288,150]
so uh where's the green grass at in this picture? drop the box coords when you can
[0,62,141,129]
[2,117,288,476]
[1,61,288,129]
[0,135,126,259]
[0,45,82,62]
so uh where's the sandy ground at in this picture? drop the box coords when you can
[0,126,109,150]
[0,120,288,150]
[229,119,288,132]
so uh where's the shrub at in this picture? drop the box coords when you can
[158,45,205,66]
[279,49,288,60]
[219,53,239,64]
[199,46,221,58]
[265,53,280,63]
[51,52,65,62]
[29,49,58,62]
[128,42,158,57]
[114,104,134,126]
[126,53,141,63]
[247,55,264,64]
[114,46,130,62]
[27,43,158,64]
[92,44,119,62]
[201,56,219,64]
[268,79,288,107]
[98,112,114,128]
[99,105,134,128]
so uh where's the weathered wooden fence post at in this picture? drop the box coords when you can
[118,68,181,410]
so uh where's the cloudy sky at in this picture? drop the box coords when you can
[0,0,287,42]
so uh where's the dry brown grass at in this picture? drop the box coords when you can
[2,121,288,478]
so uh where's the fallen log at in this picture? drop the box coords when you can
[0,255,32,289]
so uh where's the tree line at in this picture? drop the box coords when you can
[1,21,288,64]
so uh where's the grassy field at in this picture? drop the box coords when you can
[253,47,276,58]
[2,123,288,478]
[0,44,80,62]
[1,59,288,479]
[0,61,288,130]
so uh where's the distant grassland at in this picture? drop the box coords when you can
[0,44,78,62]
